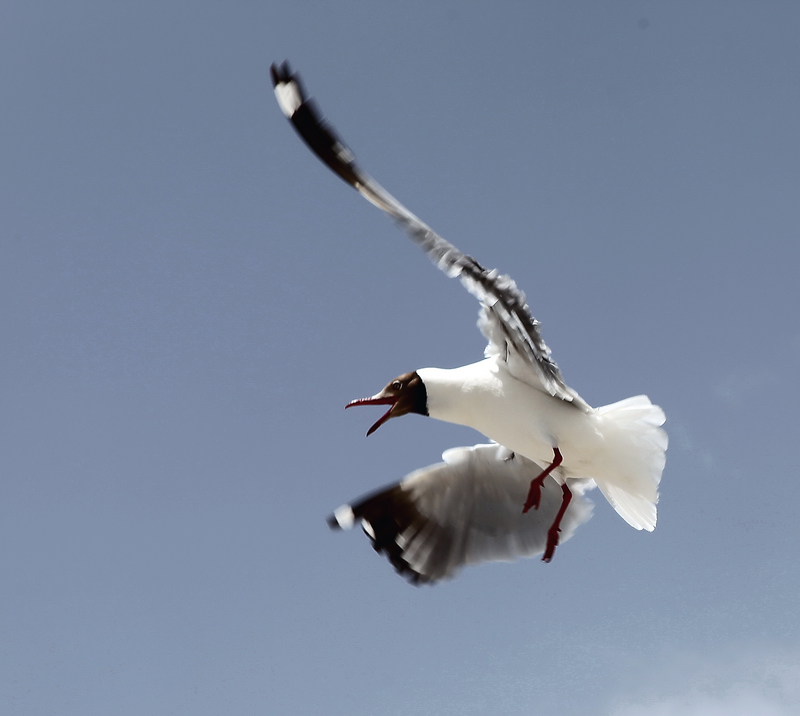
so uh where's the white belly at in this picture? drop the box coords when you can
[418,360,603,477]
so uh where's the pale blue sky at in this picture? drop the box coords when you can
[2,2,800,714]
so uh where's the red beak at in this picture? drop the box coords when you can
[345,394,397,436]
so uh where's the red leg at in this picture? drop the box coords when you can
[522,448,563,513]
[542,483,573,563]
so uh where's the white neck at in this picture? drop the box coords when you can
[417,360,499,427]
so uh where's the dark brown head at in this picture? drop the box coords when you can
[345,371,428,436]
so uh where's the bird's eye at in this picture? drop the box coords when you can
[391,381,402,391]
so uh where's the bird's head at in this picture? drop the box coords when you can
[345,371,428,436]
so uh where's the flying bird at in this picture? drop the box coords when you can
[270,61,667,582]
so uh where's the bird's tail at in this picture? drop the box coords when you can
[592,395,667,530]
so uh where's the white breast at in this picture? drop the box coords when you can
[418,360,603,475]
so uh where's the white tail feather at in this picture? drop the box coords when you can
[593,395,667,531]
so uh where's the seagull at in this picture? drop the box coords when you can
[270,61,667,581]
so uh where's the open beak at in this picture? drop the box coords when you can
[345,393,397,436]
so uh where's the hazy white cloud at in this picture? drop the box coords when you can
[666,418,715,470]
[713,368,778,407]
[613,691,789,716]
[609,647,800,716]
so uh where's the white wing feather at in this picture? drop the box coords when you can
[328,444,594,584]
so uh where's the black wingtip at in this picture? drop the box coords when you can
[343,484,435,585]
[270,60,310,107]
[270,60,290,88]
[326,513,341,530]
[269,61,363,190]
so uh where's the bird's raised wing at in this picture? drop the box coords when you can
[271,61,588,408]
[328,443,594,584]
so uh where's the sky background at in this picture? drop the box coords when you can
[2,2,800,714]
